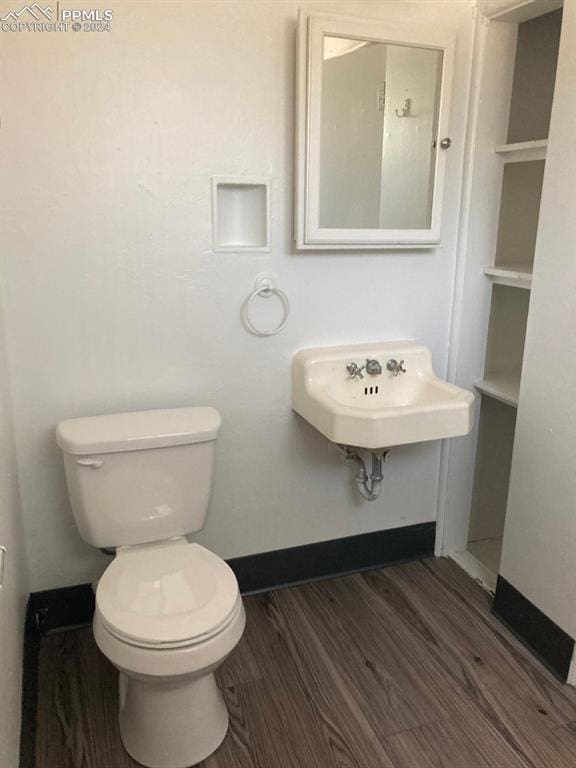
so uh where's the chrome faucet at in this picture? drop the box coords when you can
[386,358,406,377]
[346,362,365,380]
[365,358,382,376]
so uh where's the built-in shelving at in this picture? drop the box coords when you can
[474,372,520,407]
[453,4,562,595]
[484,262,532,289]
[495,139,547,162]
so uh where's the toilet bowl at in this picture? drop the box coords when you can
[93,540,245,768]
[56,407,244,768]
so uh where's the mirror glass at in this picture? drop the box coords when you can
[320,36,443,230]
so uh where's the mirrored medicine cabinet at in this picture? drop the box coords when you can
[295,11,456,249]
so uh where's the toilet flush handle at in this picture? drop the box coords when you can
[75,457,104,469]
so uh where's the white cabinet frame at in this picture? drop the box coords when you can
[295,11,456,249]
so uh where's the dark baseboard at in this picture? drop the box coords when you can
[493,575,575,682]
[228,522,436,594]
[28,582,96,634]
[19,522,435,768]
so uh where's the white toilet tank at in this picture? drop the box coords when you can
[56,407,221,549]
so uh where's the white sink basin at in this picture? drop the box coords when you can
[292,341,474,449]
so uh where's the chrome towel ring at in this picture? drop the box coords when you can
[242,274,289,337]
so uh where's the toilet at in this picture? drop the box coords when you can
[56,407,245,768]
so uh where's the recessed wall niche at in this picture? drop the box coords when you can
[211,176,271,252]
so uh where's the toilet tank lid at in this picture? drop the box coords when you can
[56,407,221,455]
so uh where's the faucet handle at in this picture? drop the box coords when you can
[386,358,407,376]
[346,362,365,380]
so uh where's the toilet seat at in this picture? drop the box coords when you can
[96,540,240,649]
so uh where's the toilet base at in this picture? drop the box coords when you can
[119,671,229,768]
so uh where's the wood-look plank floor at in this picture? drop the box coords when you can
[35,557,576,768]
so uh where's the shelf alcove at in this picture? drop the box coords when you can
[460,5,563,587]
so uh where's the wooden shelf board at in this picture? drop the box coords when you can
[495,140,547,163]
[474,373,520,408]
[484,262,532,289]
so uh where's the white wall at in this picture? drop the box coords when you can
[0,315,29,767]
[500,0,576,640]
[0,0,475,591]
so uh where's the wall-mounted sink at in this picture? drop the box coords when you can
[292,341,474,449]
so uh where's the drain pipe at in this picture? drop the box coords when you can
[340,446,389,501]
